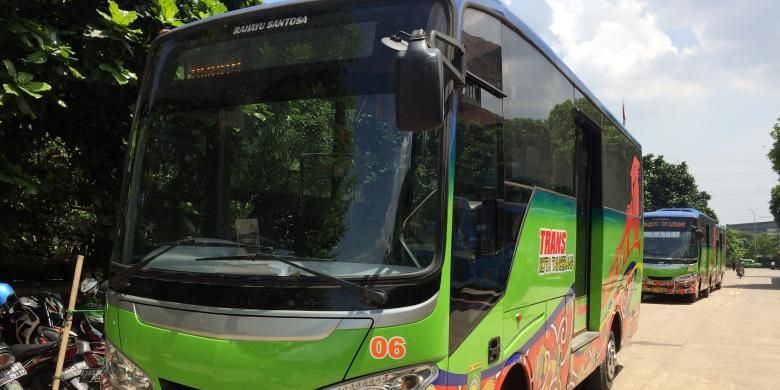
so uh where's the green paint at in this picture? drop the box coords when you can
[112,307,370,389]
[104,2,644,388]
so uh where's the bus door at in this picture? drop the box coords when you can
[573,111,600,335]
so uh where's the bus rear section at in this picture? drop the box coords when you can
[643,208,720,302]
[103,0,642,389]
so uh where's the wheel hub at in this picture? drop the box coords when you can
[607,338,617,380]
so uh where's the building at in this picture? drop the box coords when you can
[727,221,779,236]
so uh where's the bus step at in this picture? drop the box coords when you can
[571,331,599,352]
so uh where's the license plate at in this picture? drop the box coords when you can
[0,363,26,387]
[80,368,103,383]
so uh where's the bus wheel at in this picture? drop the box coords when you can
[700,283,710,298]
[585,330,617,390]
[687,290,698,303]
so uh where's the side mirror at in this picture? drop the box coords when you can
[691,226,704,240]
[395,30,445,132]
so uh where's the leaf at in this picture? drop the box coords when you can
[84,28,107,38]
[3,84,19,96]
[157,0,179,24]
[105,0,138,27]
[2,60,17,79]
[99,62,137,85]
[198,0,228,18]
[25,51,48,64]
[68,66,85,79]
[57,99,67,108]
[21,81,52,94]
[17,87,42,99]
[17,72,34,84]
[14,96,35,118]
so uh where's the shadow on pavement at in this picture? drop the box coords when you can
[641,294,694,305]
[574,365,623,389]
[722,276,780,290]
[630,340,684,347]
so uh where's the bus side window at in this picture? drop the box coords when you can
[450,9,506,353]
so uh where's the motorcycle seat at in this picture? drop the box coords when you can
[11,342,58,361]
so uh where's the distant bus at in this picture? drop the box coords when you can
[643,208,725,302]
[103,0,643,389]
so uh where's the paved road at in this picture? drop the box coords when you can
[613,268,780,390]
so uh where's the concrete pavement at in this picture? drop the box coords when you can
[612,268,780,390]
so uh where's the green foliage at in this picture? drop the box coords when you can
[754,232,779,260]
[0,0,262,277]
[730,229,779,261]
[770,184,780,224]
[767,118,780,175]
[726,228,748,261]
[643,154,718,220]
[767,118,780,224]
[98,0,139,27]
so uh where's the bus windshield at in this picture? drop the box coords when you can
[644,230,698,261]
[113,0,450,279]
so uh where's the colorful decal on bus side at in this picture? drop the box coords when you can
[434,156,642,390]
[538,229,575,276]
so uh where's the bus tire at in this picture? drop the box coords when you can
[585,330,617,390]
[700,282,710,298]
[687,290,698,303]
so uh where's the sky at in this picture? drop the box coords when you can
[263,0,779,224]
[501,0,780,224]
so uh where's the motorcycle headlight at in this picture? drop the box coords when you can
[322,364,438,390]
[674,273,697,283]
[105,341,152,390]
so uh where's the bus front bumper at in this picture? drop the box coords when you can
[642,279,697,295]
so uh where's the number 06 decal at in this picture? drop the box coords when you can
[369,336,406,359]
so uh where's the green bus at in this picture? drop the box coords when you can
[643,208,725,302]
[104,0,643,389]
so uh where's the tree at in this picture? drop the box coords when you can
[767,118,780,223]
[643,154,718,220]
[726,228,747,262]
[0,0,261,278]
[754,233,779,262]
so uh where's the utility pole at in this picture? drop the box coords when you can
[749,209,757,258]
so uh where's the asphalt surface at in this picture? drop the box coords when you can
[612,268,780,390]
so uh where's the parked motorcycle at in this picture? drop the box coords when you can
[0,283,23,390]
[0,281,105,390]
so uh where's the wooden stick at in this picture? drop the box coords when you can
[51,254,85,390]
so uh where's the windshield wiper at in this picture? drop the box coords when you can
[110,239,272,289]
[195,252,388,307]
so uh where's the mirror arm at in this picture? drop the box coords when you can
[428,30,466,87]
[466,71,507,98]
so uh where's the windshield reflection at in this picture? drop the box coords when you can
[644,231,699,260]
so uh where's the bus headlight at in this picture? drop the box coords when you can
[322,364,438,390]
[105,341,152,390]
[674,273,697,283]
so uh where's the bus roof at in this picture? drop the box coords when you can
[160,0,641,149]
[645,208,714,220]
